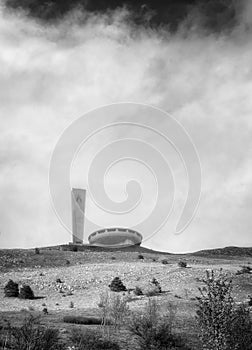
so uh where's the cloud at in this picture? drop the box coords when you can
[0,2,251,252]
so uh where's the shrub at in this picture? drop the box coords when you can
[109,277,127,292]
[248,296,252,307]
[56,278,63,283]
[145,287,160,297]
[35,247,40,254]
[127,298,189,350]
[178,261,187,268]
[138,254,144,260]
[4,279,19,298]
[69,301,74,308]
[69,328,120,350]
[111,257,116,260]
[3,315,63,350]
[19,285,34,299]
[134,286,143,296]
[143,278,162,297]
[236,265,252,275]
[98,291,129,332]
[151,278,162,293]
[161,259,169,264]
[174,294,182,299]
[196,269,252,350]
[63,315,104,325]
[72,245,78,252]
[229,304,252,350]
[107,293,129,330]
[42,308,48,315]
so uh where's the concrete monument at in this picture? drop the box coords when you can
[71,188,86,244]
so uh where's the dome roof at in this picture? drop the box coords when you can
[88,227,142,248]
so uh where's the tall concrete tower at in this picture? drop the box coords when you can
[71,188,86,244]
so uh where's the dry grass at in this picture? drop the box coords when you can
[0,246,251,349]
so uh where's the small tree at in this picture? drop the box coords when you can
[134,286,143,296]
[108,293,129,331]
[4,280,19,298]
[151,278,162,293]
[109,277,126,292]
[4,315,63,350]
[69,328,120,350]
[248,296,252,307]
[128,298,189,350]
[19,285,34,299]
[196,269,252,350]
[196,270,233,350]
[161,259,169,265]
[98,291,129,337]
[178,261,187,268]
[229,304,252,350]
[35,247,40,255]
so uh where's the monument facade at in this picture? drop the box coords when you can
[71,188,86,244]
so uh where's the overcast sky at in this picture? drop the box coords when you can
[0,1,252,252]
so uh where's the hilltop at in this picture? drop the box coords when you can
[0,244,251,272]
[193,246,252,258]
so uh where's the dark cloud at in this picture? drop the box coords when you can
[4,0,240,33]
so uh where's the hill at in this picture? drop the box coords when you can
[193,246,252,258]
[0,244,251,271]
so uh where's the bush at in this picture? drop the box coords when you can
[236,265,252,275]
[229,304,252,350]
[143,278,162,297]
[134,286,143,296]
[4,279,19,297]
[69,328,120,350]
[128,298,189,350]
[109,277,127,292]
[161,259,169,264]
[178,261,187,268]
[145,287,160,297]
[151,278,162,293]
[63,315,104,325]
[19,285,34,300]
[3,315,63,350]
[98,291,129,332]
[35,247,40,254]
[42,308,48,315]
[138,254,144,260]
[106,293,129,330]
[196,269,252,350]
[248,296,252,307]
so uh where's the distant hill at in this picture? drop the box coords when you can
[0,245,251,271]
[51,244,252,257]
[193,246,252,257]
[55,244,172,254]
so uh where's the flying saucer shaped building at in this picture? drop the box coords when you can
[88,228,143,248]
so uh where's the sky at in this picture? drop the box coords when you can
[0,0,252,252]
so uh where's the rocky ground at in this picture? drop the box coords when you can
[0,246,251,349]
